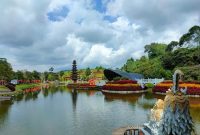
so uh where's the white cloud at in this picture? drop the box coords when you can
[82,44,126,68]
[0,0,199,71]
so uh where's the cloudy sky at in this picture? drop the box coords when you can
[0,0,199,71]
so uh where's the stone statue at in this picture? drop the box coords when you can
[149,70,194,135]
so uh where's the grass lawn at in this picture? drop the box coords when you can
[16,83,41,91]
[0,84,41,97]
[0,86,8,90]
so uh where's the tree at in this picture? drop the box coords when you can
[166,41,179,52]
[59,71,64,77]
[24,71,33,80]
[162,47,200,70]
[121,25,200,81]
[49,67,54,72]
[179,25,200,47]
[85,67,91,77]
[175,65,200,81]
[122,56,172,79]
[95,66,104,71]
[0,58,13,81]
[121,58,135,72]
[43,71,49,81]
[14,70,24,80]
[59,71,65,80]
[132,58,172,79]
[32,70,40,79]
[47,74,54,81]
[145,43,167,59]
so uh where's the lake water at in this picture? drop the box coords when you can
[0,86,199,135]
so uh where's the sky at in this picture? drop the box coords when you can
[0,0,199,72]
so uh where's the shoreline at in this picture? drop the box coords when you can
[0,83,43,98]
[154,92,200,97]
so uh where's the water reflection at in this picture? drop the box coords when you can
[103,93,156,110]
[71,89,78,112]
[104,93,141,104]
[0,100,12,128]
[13,93,24,103]
[0,87,199,135]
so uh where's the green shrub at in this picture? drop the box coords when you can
[113,76,121,81]
[145,83,154,88]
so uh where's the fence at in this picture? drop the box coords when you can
[136,78,164,85]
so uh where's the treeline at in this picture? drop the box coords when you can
[0,59,64,82]
[0,58,105,82]
[13,70,62,81]
[79,66,105,81]
[122,25,200,81]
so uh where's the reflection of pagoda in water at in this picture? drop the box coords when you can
[71,89,78,112]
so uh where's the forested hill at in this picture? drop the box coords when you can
[121,25,200,81]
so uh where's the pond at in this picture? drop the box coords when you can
[0,86,199,135]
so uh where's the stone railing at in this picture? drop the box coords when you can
[136,78,164,85]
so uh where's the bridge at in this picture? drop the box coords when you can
[136,78,164,85]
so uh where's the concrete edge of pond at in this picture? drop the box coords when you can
[155,92,200,97]
[0,96,11,101]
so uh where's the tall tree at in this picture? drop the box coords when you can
[24,71,33,80]
[145,43,167,59]
[0,58,13,81]
[59,71,64,79]
[14,70,24,80]
[166,41,179,52]
[85,67,91,77]
[179,25,200,47]
[43,71,49,81]
[32,70,40,79]
[49,67,54,72]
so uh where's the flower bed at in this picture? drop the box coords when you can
[107,80,137,84]
[67,83,99,90]
[78,83,96,88]
[24,86,41,93]
[103,80,144,91]
[18,80,41,84]
[153,81,200,95]
[0,80,6,85]
[76,83,100,90]
[102,85,142,91]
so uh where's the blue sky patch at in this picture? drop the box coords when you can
[47,6,69,21]
[93,0,107,13]
[103,15,117,23]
